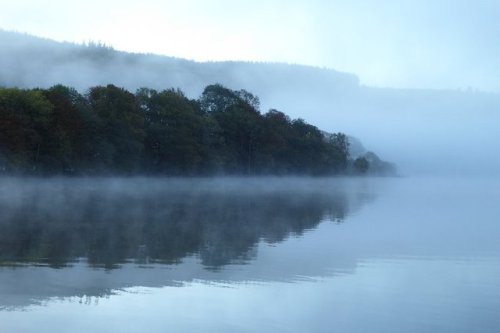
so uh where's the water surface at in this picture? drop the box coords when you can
[0,177,499,332]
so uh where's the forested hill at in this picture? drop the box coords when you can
[6,30,499,175]
[0,29,358,98]
[0,83,387,176]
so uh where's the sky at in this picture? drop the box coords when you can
[1,0,499,91]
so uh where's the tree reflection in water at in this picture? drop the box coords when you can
[0,177,374,269]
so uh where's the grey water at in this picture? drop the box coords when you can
[0,177,499,332]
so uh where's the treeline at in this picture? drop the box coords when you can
[0,84,351,175]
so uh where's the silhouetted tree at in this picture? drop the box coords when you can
[353,156,369,174]
[88,84,144,173]
[327,132,350,173]
[138,88,204,174]
[0,83,354,175]
[0,88,53,172]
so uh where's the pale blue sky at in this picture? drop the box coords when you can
[1,0,499,91]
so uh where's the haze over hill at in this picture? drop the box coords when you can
[2,30,500,176]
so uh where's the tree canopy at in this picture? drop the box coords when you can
[0,83,352,176]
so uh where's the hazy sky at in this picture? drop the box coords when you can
[1,0,499,91]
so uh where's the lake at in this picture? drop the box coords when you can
[1,177,499,332]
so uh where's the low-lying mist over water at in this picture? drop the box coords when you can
[1,176,500,333]
[0,177,373,308]
[2,2,500,331]
[0,177,371,269]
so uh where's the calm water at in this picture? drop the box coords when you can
[0,177,499,332]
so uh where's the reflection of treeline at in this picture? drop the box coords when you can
[0,179,351,269]
[0,84,350,175]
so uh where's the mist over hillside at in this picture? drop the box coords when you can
[0,30,358,97]
[2,30,500,176]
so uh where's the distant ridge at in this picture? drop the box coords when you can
[2,29,500,175]
[0,29,359,98]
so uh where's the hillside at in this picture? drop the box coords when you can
[0,30,358,98]
[2,30,500,175]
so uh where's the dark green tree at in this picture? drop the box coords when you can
[88,85,144,173]
[353,156,370,174]
[0,88,53,172]
[259,109,293,173]
[138,88,204,174]
[200,84,263,173]
[0,84,365,176]
[327,132,350,173]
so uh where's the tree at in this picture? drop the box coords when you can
[200,84,263,174]
[289,119,328,174]
[327,133,350,173]
[259,109,293,173]
[0,88,53,172]
[42,85,88,173]
[353,156,369,174]
[199,84,240,113]
[138,88,204,174]
[88,85,144,173]
[0,84,376,176]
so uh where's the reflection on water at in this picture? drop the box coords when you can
[0,177,375,310]
[0,177,372,269]
[2,177,500,333]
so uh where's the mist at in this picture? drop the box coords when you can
[2,4,500,331]
[0,177,365,267]
[0,176,375,309]
[2,30,499,176]
[2,176,500,333]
